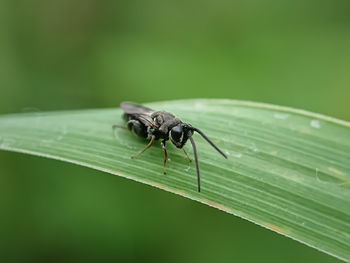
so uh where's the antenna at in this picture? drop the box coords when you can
[192,128,227,159]
[189,136,200,192]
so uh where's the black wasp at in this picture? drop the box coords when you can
[113,102,227,192]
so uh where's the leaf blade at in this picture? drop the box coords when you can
[0,99,349,261]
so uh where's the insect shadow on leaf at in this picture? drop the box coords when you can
[113,102,227,192]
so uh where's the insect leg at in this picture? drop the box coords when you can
[161,140,167,174]
[112,124,128,130]
[131,135,156,159]
[182,148,192,162]
[112,125,128,139]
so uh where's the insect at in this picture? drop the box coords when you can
[113,102,227,192]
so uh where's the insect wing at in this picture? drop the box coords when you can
[120,102,154,115]
[120,102,156,128]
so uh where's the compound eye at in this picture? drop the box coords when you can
[170,125,183,142]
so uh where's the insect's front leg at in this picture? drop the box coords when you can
[183,148,192,162]
[161,140,167,175]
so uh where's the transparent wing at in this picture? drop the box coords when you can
[120,102,156,128]
[120,102,154,115]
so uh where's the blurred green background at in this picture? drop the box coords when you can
[0,0,349,262]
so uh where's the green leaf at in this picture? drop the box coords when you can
[0,99,349,261]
